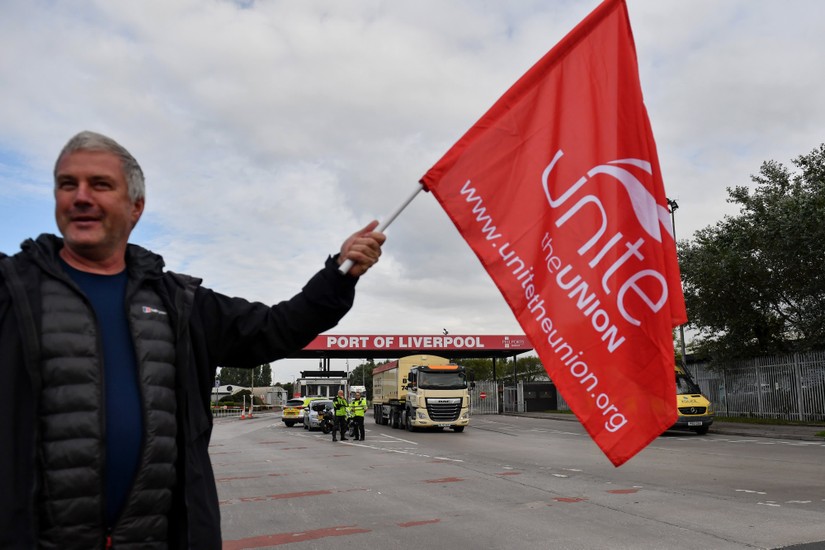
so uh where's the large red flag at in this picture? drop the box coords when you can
[421,0,686,466]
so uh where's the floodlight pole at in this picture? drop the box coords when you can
[667,198,688,368]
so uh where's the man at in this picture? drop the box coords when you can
[332,389,350,442]
[349,391,368,441]
[0,131,386,549]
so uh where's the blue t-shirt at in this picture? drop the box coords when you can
[61,261,143,527]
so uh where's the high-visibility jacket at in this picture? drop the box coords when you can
[333,396,349,416]
[350,398,368,417]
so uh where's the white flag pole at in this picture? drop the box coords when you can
[338,182,425,274]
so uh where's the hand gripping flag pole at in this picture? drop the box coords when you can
[338,182,424,275]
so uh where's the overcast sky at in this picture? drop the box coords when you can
[2,0,824,384]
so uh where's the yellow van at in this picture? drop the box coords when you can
[673,365,714,435]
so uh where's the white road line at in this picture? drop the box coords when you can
[736,489,767,495]
[381,433,419,445]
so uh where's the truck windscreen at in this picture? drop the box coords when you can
[418,371,467,390]
[676,371,702,395]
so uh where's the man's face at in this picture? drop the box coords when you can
[55,150,144,263]
[356,393,361,399]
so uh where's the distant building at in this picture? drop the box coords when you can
[211,384,246,403]
[254,385,287,406]
[211,384,287,408]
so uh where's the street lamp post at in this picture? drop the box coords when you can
[667,198,688,369]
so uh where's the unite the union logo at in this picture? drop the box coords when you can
[539,148,670,327]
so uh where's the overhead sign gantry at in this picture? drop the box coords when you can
[291,334,533,363]
[289,334,534,398]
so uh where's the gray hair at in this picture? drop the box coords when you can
[54,131,145,203]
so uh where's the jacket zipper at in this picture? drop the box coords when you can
[172,279,194,546]
[55,278,111,545]
[83,288,110,546]
[62,270,129,547]
[109,276,148,535]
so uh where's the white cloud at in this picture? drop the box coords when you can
[2,0,824,381]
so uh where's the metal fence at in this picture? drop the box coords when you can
[469,381,500,415]
[469,381,527,415]
[211,406,279,419]
[552,351,825,423]
[502,382,525,413]
[688,351,825,422]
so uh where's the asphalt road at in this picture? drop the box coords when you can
[212,412,825,550]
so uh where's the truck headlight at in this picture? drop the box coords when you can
[417,411,427,419]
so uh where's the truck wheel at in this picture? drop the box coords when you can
[374,406,380,424]
[285,421,295,427]
[693,425,709,435]
[391,411,401,429]
[405,411,414,432]
[453,426,465,433]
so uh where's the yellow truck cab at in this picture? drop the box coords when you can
[673,365,714,435]
[373,355,471,432]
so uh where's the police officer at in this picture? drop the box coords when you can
[332,389,349,442]
[349,391,368,441]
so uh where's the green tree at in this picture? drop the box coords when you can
[460,358,494,382]
[506,356,547,383]
[216,366,246,386]
[255,364,272,387]
[349,360,375,398]
[678,144,825,360]
[217,364,272,387]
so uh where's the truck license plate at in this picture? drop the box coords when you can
[688,421,703,426]
[437,423,451,427]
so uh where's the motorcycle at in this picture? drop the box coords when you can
[347,415,357,439]
[320,407,335,435]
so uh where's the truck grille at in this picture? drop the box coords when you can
[426,398,462,422]
[678,406,707,415]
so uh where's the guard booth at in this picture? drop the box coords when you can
[296,370,348,398]
[523,382,557,411]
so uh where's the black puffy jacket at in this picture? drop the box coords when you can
[0,234,357,548]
